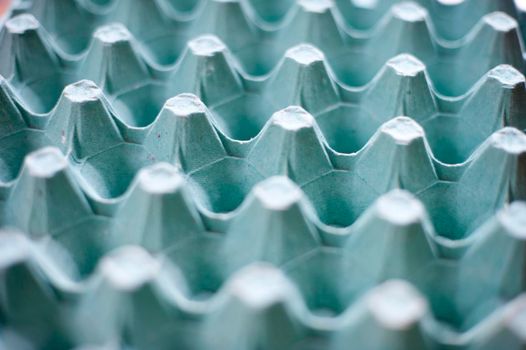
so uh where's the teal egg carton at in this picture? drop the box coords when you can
[1,0,526,349]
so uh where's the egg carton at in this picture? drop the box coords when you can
[0,0,526,349]
[1,13,526,162]
[0,193,526,349]
[7,0,522,42]
[0,188,525,349]
[1,0,526,99]
[0,84,525,238]
[0,144,525,349]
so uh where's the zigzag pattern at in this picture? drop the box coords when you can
[1,25,526,162]
[11,0,525,50]
[1,1,526,349]
[0,192,525,348]
[2,0,525,97]
[0,88,525,239]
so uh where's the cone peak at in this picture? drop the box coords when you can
[0,231,31,267]
[488,65,525,87]
[165,94,207,117]
[366,280,427,330]
[137,163,183,191]
[64,80,102,103]
[271,106,315,131]
[380,117,424,144]
[352,0,380,9]
[484,12,517,32]
[226,263,295,308]
[392,2,427,23]
[25,147,67,178]
[137,163,184,194]
[5,14,39,34]
[436,0,464,5]
[298,0,333,13]
[94,23,132,44]
[499,202,526,239]
[100,246,161,290]
[375,190,425,226]
[285,44,325,66]
[387,54,426,77]
[188,35,227,56]
[489,128,526,154]
[253,176,302,210]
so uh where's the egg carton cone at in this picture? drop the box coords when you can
[1,0,526,349]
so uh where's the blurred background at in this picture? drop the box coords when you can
[0,0,10,16]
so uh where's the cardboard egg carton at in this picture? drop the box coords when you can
[0,15,525,159]
[0,192,524,349]
[0,0,526,349]
[1,0,525,97]
[0,144,524,348]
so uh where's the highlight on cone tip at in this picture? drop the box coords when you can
[380,117,425,145]
[298,0,333,13]
[165,94,207,117]
[488,65,525,87]
[285,44,325,65]
[392,2,427,22]
[489,127,526,154]
[94,23,132,44]
[137,163,184,194]
[100,246,161,290]
[25,147,68,178]
[483,12,518,32]
[188,35,227,56]
[387,54,426,77]
[435,0,465,5]
[64,80,102,103]
[366,279,428,330]
[499,202,526,239]
[517,0,526,11]
[225,263,295,308]
[0,231,31,268]
[271,106,315,131]
[352,0,379,10]
[375,190,426,226]
[253,176,303,211]
[5,14,39,34]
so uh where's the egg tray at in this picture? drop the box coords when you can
[0,112,524,349]
[8,0,523,44]
[0,0,526,349]
[0,181,525,350]
[1,7,526,163]
[2,0,526,102]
